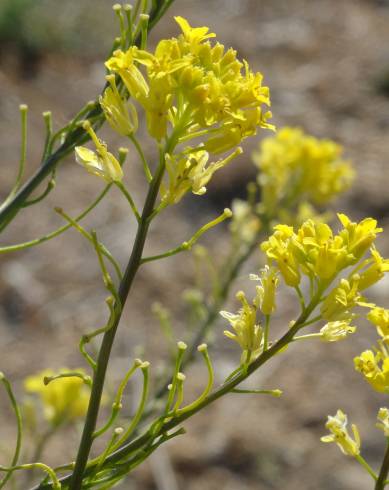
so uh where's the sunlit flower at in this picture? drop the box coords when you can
[321,409,360,456]
[75,121,123,182]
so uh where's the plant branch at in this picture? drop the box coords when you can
[0,0,171,232]
[376,440,389,490]
[32,285,319,489]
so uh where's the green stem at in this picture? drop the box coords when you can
[111,364,150,451]
[129,134,152,182]
[22,176,56,207]
[0,375,22,489]
[1,464,59,490]
[0,185,111,255]
[375,440,389,489]
[69,145,168,490]
[263,315,270,351]
[293,333,322,342]
[141,208,232,264]
[115,182,141,222]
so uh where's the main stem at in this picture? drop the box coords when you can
[376,441,389,490]
[69,157,166,489]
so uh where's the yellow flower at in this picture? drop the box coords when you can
[292,220,350,279]
[105,48,149,100]
[160,147,242,204]
[100,75,138,136]
[261,224,301,287]
[321,276,369,321]
[250,265,279,315]
[354,350,389,393]
[320,320,356,342]
[106,17,272,145]
[261,214,385,308]
[358,246,389,291]
[376,408,389,437]
[25,369,90,425]
[321,409,360,456]
[75,122,123,182]
[174,16,216,46]
[253,127,354,217]
[338,213,382,261]
[367,307,389,340]
[220,291,262,363]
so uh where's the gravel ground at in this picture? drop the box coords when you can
[1,1,389,489]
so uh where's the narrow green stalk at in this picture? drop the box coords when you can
[129,134,152,182]
[93,360,141,439]
[176,344,213,414]
[41,111,53,162]
[111,363,150,451]
[1,464,60,490]
[0,185,111,254]
[89,427,123,482]
[298,314,322,328]
[124,5,134,46]
[0,374,22,489]
[295,285,306,311]
[0,105,28,212]
[141,208,232,264]
[293,333,322,342]
[22,177,55,207]
[375,440,389,489]
[44,372,92,386]
[55,208,122,282]
[115,182,141,222]
[231,388,282,397]
[263,315,270,351]
[355,454,378,482]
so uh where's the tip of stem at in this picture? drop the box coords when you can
[197,343,208,352]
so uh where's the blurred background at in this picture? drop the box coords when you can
[1,0,389,489]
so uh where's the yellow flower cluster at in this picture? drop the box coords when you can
[106,16,273,146]
[25,369,90,425]
[253,127,354,217]
[321,409,360,456]
[261,214,383,290]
